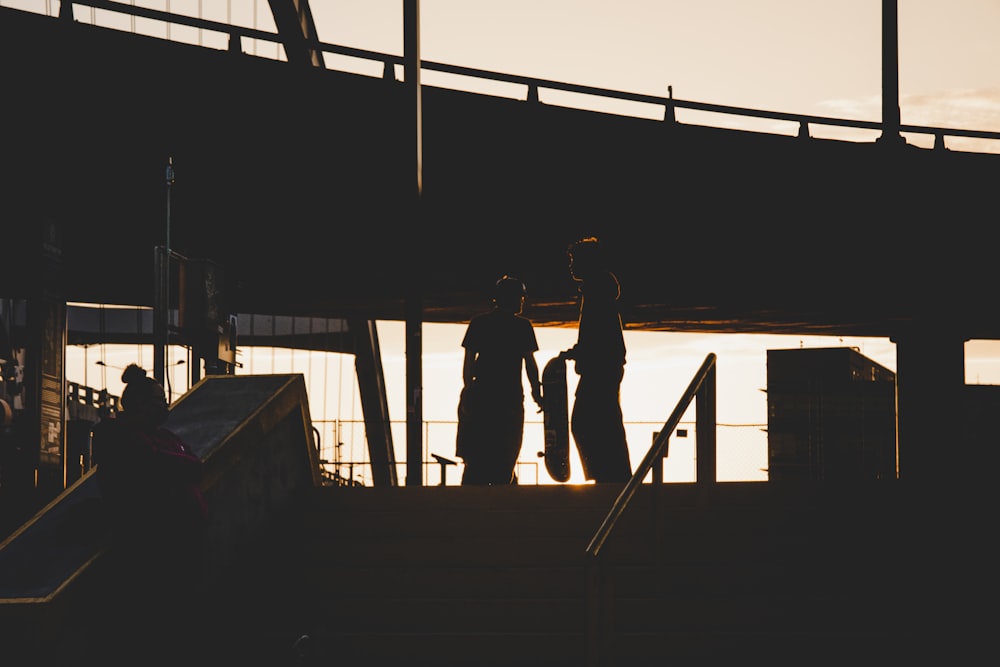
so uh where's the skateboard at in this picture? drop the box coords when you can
[538,355,571,482]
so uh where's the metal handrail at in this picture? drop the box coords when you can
[583,352,716,667]
[51,1,1000,149]
[586,352,716,558]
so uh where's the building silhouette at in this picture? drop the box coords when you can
[767,347,897,483]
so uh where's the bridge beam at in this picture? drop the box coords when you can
[268,0,324,68]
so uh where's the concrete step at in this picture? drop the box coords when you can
[319,630,588,667]
[311,563,587,598]
[209,480,937,665]
[324,596,586,633]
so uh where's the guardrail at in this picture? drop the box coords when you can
[28,0,1000,152]
[310,416,767,488]
[584,352,717,666]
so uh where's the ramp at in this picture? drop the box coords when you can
[0,373,320,642]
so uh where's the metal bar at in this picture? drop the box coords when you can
[152,246,167,385]
[696,359,717,486]
[58,1,1000,144]
[266,0,324,67]
[879,0,902,143]
[586,353,717,558]
[349,319,397,487]
[404,0,424,486]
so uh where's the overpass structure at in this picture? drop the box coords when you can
[2,1,999,487]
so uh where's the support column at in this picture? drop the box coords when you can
[877,0,904,146]
[891,326,966,486]
[695,361,717,487]
[153,246,168,386]
[404,0,424,486]
[890,325,978,662]
[350,319,397,487]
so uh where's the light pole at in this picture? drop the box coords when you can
[81,344,90,389]
[155,157,176,385]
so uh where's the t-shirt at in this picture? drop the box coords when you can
[462,309,538,402]
[575,271,626,374]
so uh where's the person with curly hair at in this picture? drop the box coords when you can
[561,237,632,483]
[90,363,208,663]
[456,275,543,485]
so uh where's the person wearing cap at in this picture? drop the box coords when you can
[456,275,543,485]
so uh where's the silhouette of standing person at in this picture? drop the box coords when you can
[456,275,544,485]
[90,363,208,664]
[562,237,632,483]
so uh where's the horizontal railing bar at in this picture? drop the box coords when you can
[57,1,1000,145]
[70,0,277,42]
[898,124,1000,140]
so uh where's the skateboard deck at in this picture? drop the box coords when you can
[539,355,571,482]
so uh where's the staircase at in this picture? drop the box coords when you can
[209,480,952,666]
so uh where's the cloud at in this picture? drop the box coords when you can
[902,88,1000,130]
[817,88,1000,152]
[817,95,882,122]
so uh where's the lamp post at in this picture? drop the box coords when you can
[81,344,91,389]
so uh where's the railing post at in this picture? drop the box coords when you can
[526,82,539,104]
[651,430,666,484]
[695,361,717,486]
[431,454,456,485]
[664,84,676,125]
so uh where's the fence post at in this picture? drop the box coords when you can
[695,362,717,486]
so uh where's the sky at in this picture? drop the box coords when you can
[6,1,997,149]
[307,0,1000,152]
[68,322,1000,487]
[29,0,1000,482]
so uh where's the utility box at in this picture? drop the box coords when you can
[767,347,897,483]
